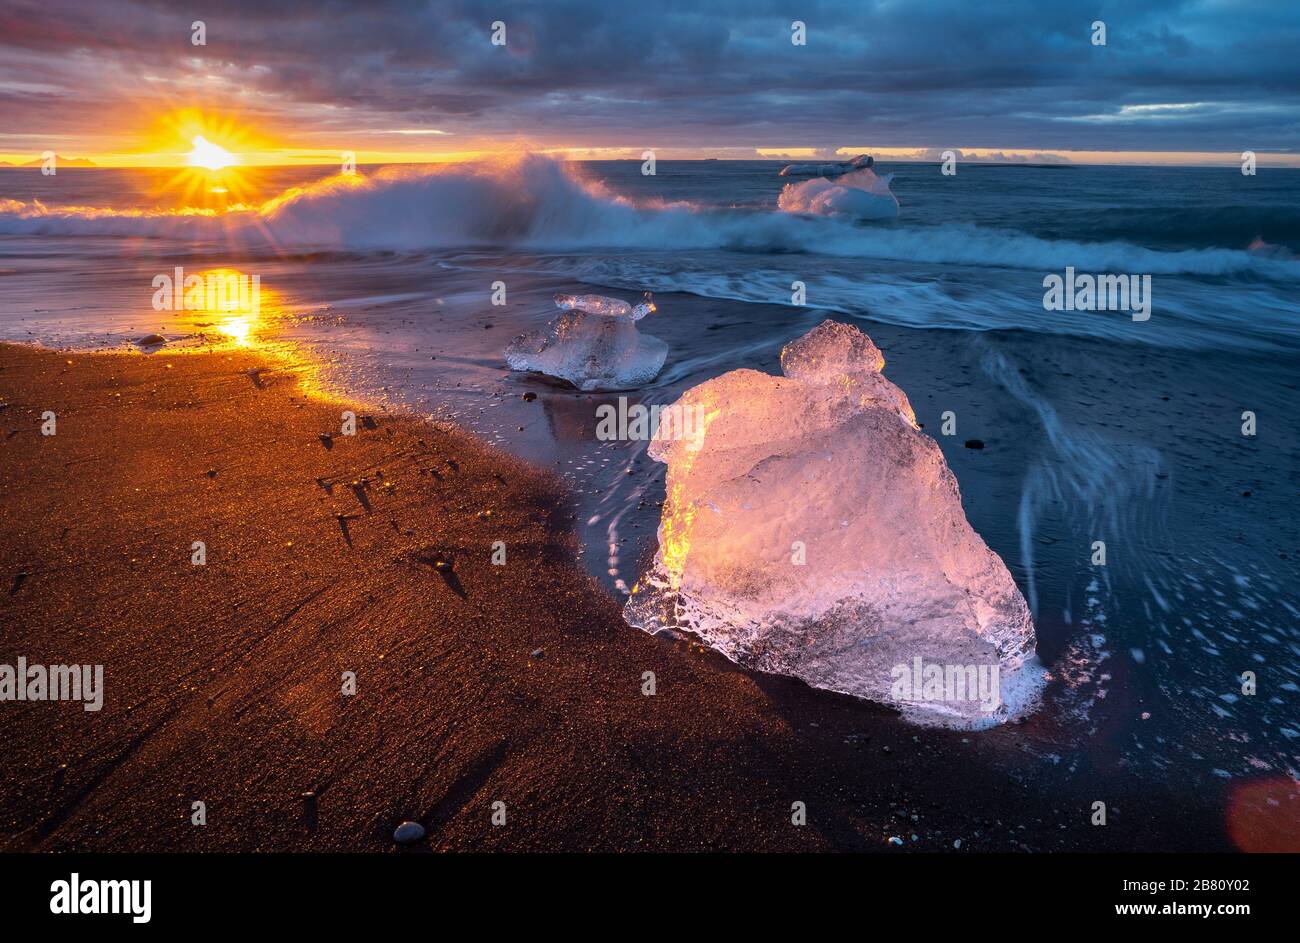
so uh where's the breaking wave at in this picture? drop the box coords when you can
[2,154,1298,280]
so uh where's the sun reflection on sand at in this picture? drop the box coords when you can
[177,267,266,347]
[218,313,253,345]
[158,267,339,403]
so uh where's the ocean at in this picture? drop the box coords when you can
[1,158,1297,831]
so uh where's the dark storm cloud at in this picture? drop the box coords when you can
[1,0,1297,153]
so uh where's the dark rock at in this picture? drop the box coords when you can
[393,821,425,844]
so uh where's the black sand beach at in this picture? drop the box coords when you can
[3,338,1284,851]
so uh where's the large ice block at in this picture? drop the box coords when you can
[624,320,1039,727]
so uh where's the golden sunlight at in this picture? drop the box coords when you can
[171,267,270,347]
[187,135,236,171]
[150,112,261,205]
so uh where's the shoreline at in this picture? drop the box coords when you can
[0,340,1253,850]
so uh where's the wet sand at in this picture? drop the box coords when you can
[0,341,1244,851]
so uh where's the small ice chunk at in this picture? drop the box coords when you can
[554,291,656,321]
[778,167,899,219]
[505,292,667,391]
[624,320,1039,727]
[779,154,875,177]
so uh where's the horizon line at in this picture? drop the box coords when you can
[4,145,1300,170]
[4,158,1299,171]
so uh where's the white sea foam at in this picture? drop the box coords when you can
[978,345,1168,617]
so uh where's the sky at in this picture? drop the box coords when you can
[1,0,1298,166]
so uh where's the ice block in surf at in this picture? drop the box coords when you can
[505,292,667,391]
[778,167,900,219]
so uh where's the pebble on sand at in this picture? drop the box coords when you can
[136,334,166,347]
[393,821,425,844]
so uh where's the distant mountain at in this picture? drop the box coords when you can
[0,155,99,168]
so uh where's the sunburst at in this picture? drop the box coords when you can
[151,110,261,207]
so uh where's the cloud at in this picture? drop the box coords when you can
[0,0,1296,155]
[905,148,1072,164]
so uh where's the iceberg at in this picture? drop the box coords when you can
[505,291,668,391]
[778,167,899,219]
[778,154,875,177]
[623,320,1040,727]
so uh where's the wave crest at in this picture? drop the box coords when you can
[1,154,1297,279]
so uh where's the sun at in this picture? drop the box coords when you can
[187,135,236,171]
[144,110,264,206]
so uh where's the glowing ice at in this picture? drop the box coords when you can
[624,320,1039,727]
[778,167,899,219]
[505,291,667,391]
